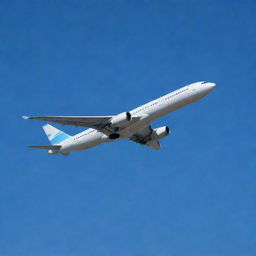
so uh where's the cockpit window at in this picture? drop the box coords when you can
[202,81,207,84]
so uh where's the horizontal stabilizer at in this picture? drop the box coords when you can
[29,145,61,150]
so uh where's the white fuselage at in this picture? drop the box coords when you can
[59,81,215,154]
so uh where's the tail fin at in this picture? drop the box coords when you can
[42,124,71,145]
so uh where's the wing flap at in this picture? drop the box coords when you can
[146,139,161,150]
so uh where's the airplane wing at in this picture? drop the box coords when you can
[23,115,114,134]
[23,115,112,126]
[29,145,61,150]
[129,125,161,150]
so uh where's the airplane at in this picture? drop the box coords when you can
[23,81,216,155]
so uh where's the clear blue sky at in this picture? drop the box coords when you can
[1,0,255,255]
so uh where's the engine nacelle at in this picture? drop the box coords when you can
[153,126,170,140]
[110,112,132,127]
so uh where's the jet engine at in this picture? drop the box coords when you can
[110,112,132,127]
[153,126,170,140]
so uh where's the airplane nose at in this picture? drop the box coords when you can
[208,82,216,89]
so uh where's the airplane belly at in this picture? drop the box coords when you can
[61,132,106,153]
[119,118,151,138]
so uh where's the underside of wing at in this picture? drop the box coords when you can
[129,125,153,144]
[23,115,116,136]
[129,125,161,150]
[29,145,61,150]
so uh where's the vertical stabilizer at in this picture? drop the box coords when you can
[42,124,71,145]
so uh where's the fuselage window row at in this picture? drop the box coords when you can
[133,88,189,115]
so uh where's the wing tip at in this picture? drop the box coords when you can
[22,115,30,120]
